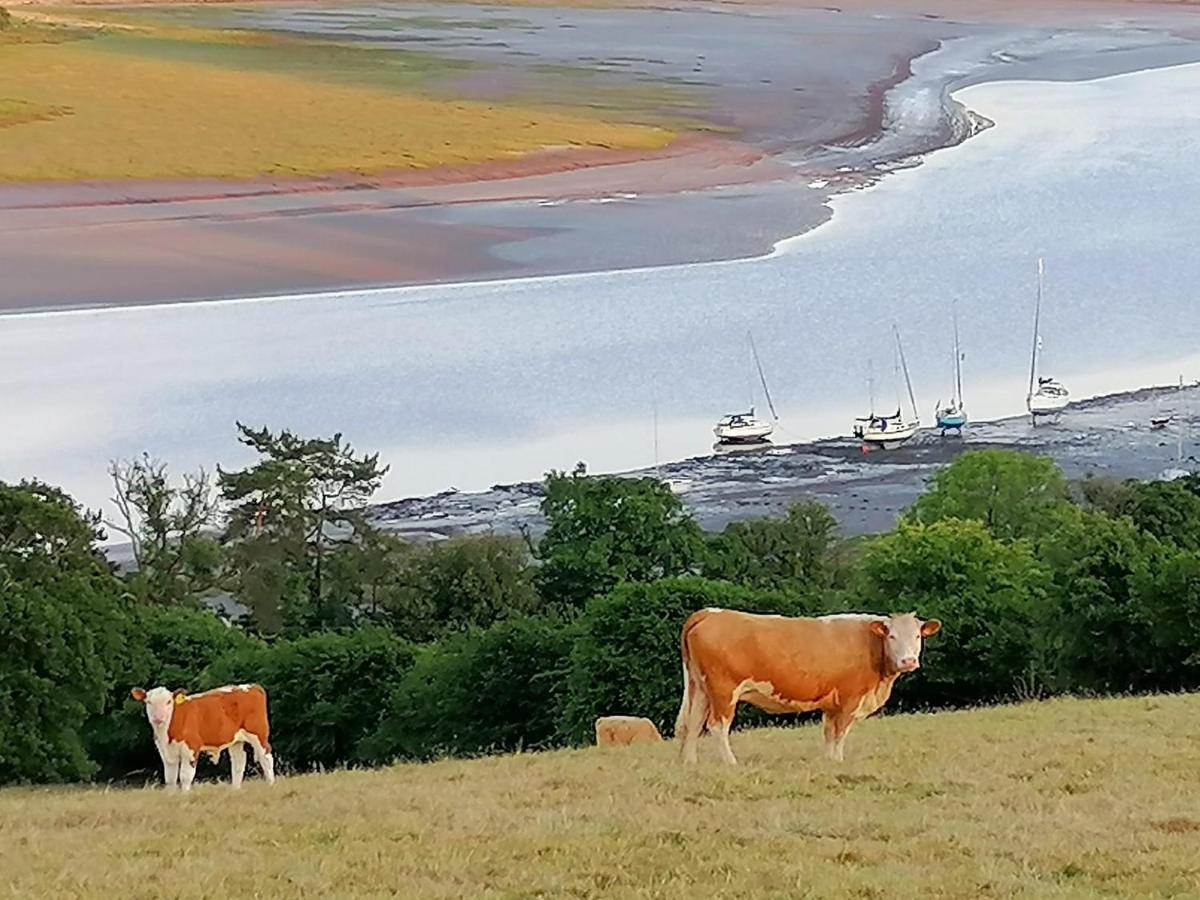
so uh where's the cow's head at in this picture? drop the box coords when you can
[869,613,941,674]
[131,686,186,730]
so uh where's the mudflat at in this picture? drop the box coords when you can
[4,0,1200,310]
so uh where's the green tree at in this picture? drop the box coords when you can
[1134,547,1200,688]
[559,577,815,743]
[1037,505,1164,693]
[105,454,223,606]
[205,627,413,772]
[219,424,388,633]
[704,500,838,590]
[1081,476,1200,551]
[362,617,571,763]
[0,482,128,784]
[535,464,704,609]
[907,449,1068,541]
[859,519,1047,706]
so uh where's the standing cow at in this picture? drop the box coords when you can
[676,609,941,765]
[130,683,275,790]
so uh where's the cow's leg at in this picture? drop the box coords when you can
[708,696,739,766]
[680,684,709,765]
[246,733,276,784]
[178,752,198,792]
[822,710,855,762]
[158,745,180,788]
[229,742,248,789]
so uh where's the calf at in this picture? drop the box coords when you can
[676,610,941,765]
[131,683,275,790]
[595,715,664,747]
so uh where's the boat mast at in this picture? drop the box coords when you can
[894,324,918,421]
[1179,375,1185,465]
[748,331,779,421]
[1027,257,1044,405]
[867,359,876,417]
[952,300,964,408]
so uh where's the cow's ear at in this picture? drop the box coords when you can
[869,620,889,638]
[920,619,942,637]
[130,687,147,703]
[173,690,188,706]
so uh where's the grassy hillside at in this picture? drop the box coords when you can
[2,695,1199,899]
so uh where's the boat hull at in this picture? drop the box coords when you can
[854,420,920,447]
[936,412,967,431]
[714,423,774,444]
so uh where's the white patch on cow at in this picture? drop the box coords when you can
[734,678,822,714]
[189,683,256,699]
[703,607,724,613]
[242,731,276,784]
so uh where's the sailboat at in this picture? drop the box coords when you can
[935,301,967,434]
[854,326,920,448]
[714,333,778,444]
[1026,257,1070,421]
[1160,376,1192,481]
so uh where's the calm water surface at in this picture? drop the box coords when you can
[5,63,1200,514]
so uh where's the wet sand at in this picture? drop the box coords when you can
[372,384,1200,540]
[7,0,1200,311]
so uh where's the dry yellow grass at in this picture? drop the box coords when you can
[0,19,673,180]
[2,694,1199,899]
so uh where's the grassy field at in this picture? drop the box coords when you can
[2,694,1199,899]
[0,10,675,181]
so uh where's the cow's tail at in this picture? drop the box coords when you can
[674,610,709,742]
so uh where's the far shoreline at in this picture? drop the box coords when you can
[9,0,1200,313]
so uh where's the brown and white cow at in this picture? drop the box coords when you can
[595,715,664,747]
[130,684,275,790]
[675,609,941,765]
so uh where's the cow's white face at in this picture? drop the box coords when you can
[870,614,941,674]
[131,686,176,730]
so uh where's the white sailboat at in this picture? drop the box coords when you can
[714,333,777,444]
[854,326,920,448]
[935,300,967,435]
[1027,257,1070,421]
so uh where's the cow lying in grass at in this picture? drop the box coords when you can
[676,610,941,765]
[595,715,663,747]
[131,684,275,790]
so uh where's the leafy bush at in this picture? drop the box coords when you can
[0,482,128,784]
[205,628,413,772]
[559,577,818,743]
[1134,547,1200,688]
[704,500,838,591]
[83,606,259,781]
[535,465,705,609]
[858,519,1047,707]
[907,449,1068,541]
[362,617,571,763]
[1037,506,1164,694]
[379,534,542,641]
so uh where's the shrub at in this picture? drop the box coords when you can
[83,606,259,781]
[558,577,817,743]
[204,627,413,772]
[703,500,838,591]
[362,617,571,763]
[0,482,128,784]
[858,519,1047,707]
[1037,506,1164,694]
[907,449,1068,541]
[535,465,705,609]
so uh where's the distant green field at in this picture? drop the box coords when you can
[3,694,1198,899]
[0,9,677,180]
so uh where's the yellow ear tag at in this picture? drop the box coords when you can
[174,695,186,706]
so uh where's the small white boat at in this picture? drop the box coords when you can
[714,409,774,443]
[1026,258,1070,422]
[935,301,967,434]
[714,333,778,446]
[854,326,921,449]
